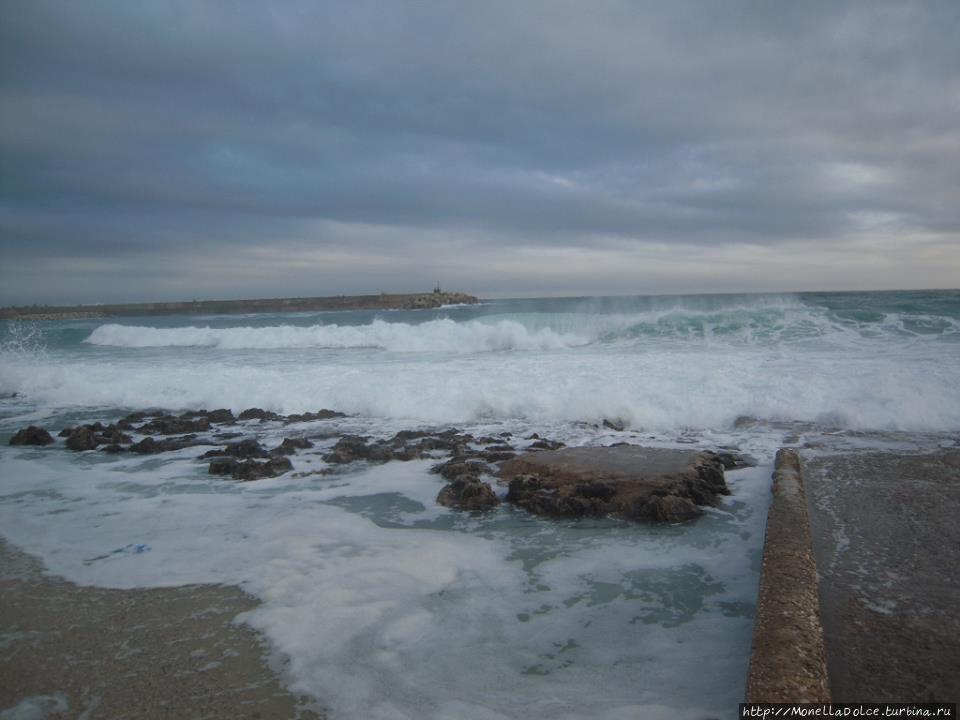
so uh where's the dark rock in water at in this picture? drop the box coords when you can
[437,477,501,512]
[432,458,487,481]
[58,428,74,438]
[121,410,153,425]
[101,444,125,454]
[66,427,99,451]
[237,408,281,422]
[96,428,132,446]
[391,445,425,461]
[216,438,269,459]
[602,418,627,431]
[284,409,346,424]
[499,446,730,523]
[9,426,55,446]
[207,452,295,480]
[274,437,314,455]
[322,435,393,464]
[702,449,753,470]
[208,457,238,476]
[529,438,565,451]
[480,449,516,463]
[206,408,236,424]
[129,435,201,455]
[389,430,433,445]
[231,457,294,481]
[138,415,211,435]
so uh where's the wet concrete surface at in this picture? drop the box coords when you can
[802,448,960,702]
[0,538,324,719]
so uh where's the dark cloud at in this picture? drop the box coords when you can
[1,0,958,304]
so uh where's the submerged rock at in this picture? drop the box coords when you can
[322,435,394,464]
[237,408,281,422]
[437,477,501,512]
[274,437,315,455]
[66,427,99,451]
[205,408,236,424]
[199,438,269,460]
[208,456,293,481]
[284,409,346,424]
[9,426,55,446]
[499,445,730,523]
[138,415,211,435]
[128,435,201,455]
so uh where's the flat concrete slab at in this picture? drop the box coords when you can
[803,449,960,702]
[0,539,323,719]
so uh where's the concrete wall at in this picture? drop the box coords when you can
[745,448,831,702]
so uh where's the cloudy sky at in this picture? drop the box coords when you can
[1,1,958,305]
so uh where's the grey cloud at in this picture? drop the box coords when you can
[1,0,959,303]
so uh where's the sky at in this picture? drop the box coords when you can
[1,1,958,305]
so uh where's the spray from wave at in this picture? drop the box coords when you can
[84,318,591,353]
[83,301,959,354]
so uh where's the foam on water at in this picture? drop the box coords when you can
[84,318,591,352]
[0,447,771,719]
[2,290,959,717]
[3,324,958,431]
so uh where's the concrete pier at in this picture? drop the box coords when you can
[745,449,831,703]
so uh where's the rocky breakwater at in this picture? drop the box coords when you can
[499,445,739,523]
[403,291,478,309]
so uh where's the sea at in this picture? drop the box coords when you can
[1,289,958,719]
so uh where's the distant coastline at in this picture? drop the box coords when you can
[0,290,480,321]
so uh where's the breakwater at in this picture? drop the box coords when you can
[0,291,479,320]
[746,449,831,703]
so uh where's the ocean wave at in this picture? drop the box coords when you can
[83,318,591,353]
[74,304,960,356]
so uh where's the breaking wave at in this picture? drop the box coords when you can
[84,319,591,353]
[83,303,959,354]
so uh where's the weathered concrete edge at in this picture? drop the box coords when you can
[745,448,831,703]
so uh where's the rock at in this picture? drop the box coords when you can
[480,449,516,463]
[274,437,314,455]
[284,409,346,424]
[66,427,99,451]
[129,435,200,455]
[602,418,627,431]
[529,439,565,451]
[391,445,425,461]
[237,408,281,422]
[432,458,488,481]
[499,445,730,523]
[322,435,393,464]
[437,477,501,511]
[206,408,236,424]
[96,428,133,446]
[220,438,269,459]
[138,415,211,435]
[704,449,754,469]
[208,457,238,476]
[9,426,55,446]
[231,457,294,481]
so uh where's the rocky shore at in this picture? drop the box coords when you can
[0,290,479,321]
[8,409,745,523]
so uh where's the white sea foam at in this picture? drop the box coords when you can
[3,291,958,718]
[84,318,591,353]
[3,332,959,431]
[0,452,771,719]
